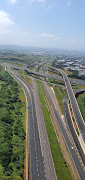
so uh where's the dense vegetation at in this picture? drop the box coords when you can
[52,61,85,80]
[0,66,26,179]
[52,60,66,69]
[68,69,85,80]
[0,52,42,65]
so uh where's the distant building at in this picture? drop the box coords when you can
[58,59,65,62]
[78,71,85,76]
[80,66,85,69]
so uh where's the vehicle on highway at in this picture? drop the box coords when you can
[71,146,74,150]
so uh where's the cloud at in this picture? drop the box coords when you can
[30,0,45,4]
[0,10,14,25]
[67,1,71,7]
[41,33,55,38]
[9,0,17,4]
[37,0,45,2]
[40,33,60,39]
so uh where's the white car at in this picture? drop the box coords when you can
[71,146,74,150]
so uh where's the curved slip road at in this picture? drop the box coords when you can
[2,62,85,86]
[47,66,85,143]
[63,95,85,166]
[3,63,85,179]
[43,82,85,180]
[8,68,46,180]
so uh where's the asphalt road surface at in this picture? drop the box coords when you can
[60,69,85,142]
[8,68,47,180]
[2,62,85,86]
[2,63,85,179]
[63,95,85,165]
[31,77,57,180]
[43,82,85,180]
[48,66,85,142]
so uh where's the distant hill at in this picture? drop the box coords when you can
[0,45,85,56]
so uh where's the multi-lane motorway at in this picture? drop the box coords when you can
[3,62,85,85]
[43,82,85,180]
[48,66,85,143]
[8,68,47,180]
[32,77,57,180]
[25,66,85,86]
[1,62,85,179]
[8,67,57,180]
[63,94,85,166]
[38,65,85,179]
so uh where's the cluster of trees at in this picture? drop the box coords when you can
[0,66,25,179]
[52,60,66,69]
[0,52,42,65]
[68,69,85,80]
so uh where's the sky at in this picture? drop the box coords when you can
[0,0,85,50]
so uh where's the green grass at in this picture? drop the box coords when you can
[19,86,26,132]
[10,67,14,72]
[0,59,4,63]
[48,78,65,86]
[7,62,22,67]
[0,53,42,65]
[18,70,28,76]
[71,84,85,89]
[28,67,33,70]
[18,70,32,88]
[37,81,72,180]
[77,92,85,122]
[0,80,4,89]
[62,69,72,76]
[18,70,29,80]
[54,86,66,114]
[35,67,39,72]
[48,68,61,76]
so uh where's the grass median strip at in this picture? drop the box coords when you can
[37,80,72,180]
[18,70,33,88]
[54,86,66,114]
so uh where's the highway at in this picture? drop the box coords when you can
[46,65,85,86]
[25,66,85,86]
[7,67,57,180]
[63,95,85,166]
[8,68,47,180]
[47,66,85,143]
[1,62,85,179]
[31,77,57,180]
[43,82,85,180]
[2,62,85,86]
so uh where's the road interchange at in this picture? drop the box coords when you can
[1,62,85,179]
[43,82,85,179]
[2,62,85,86]
[47,66,85,153]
